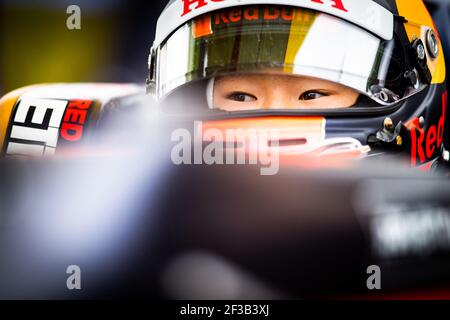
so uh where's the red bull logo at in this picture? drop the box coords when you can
[213,5,315,25]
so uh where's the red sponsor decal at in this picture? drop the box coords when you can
[213,6,312,25]
[181,0,348,17]
[310,0,348,12]
[60,99,92,142]
[408,91,447,166]
[181,0,224,17]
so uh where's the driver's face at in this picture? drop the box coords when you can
[213,73,359,111]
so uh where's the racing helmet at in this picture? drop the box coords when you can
[148,0,448,169]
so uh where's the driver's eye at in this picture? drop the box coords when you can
[299,91,326,101]
[227,92,257,102]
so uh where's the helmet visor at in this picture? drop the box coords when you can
[154,5,425,107]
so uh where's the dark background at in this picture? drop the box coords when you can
[0,0,167,95]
